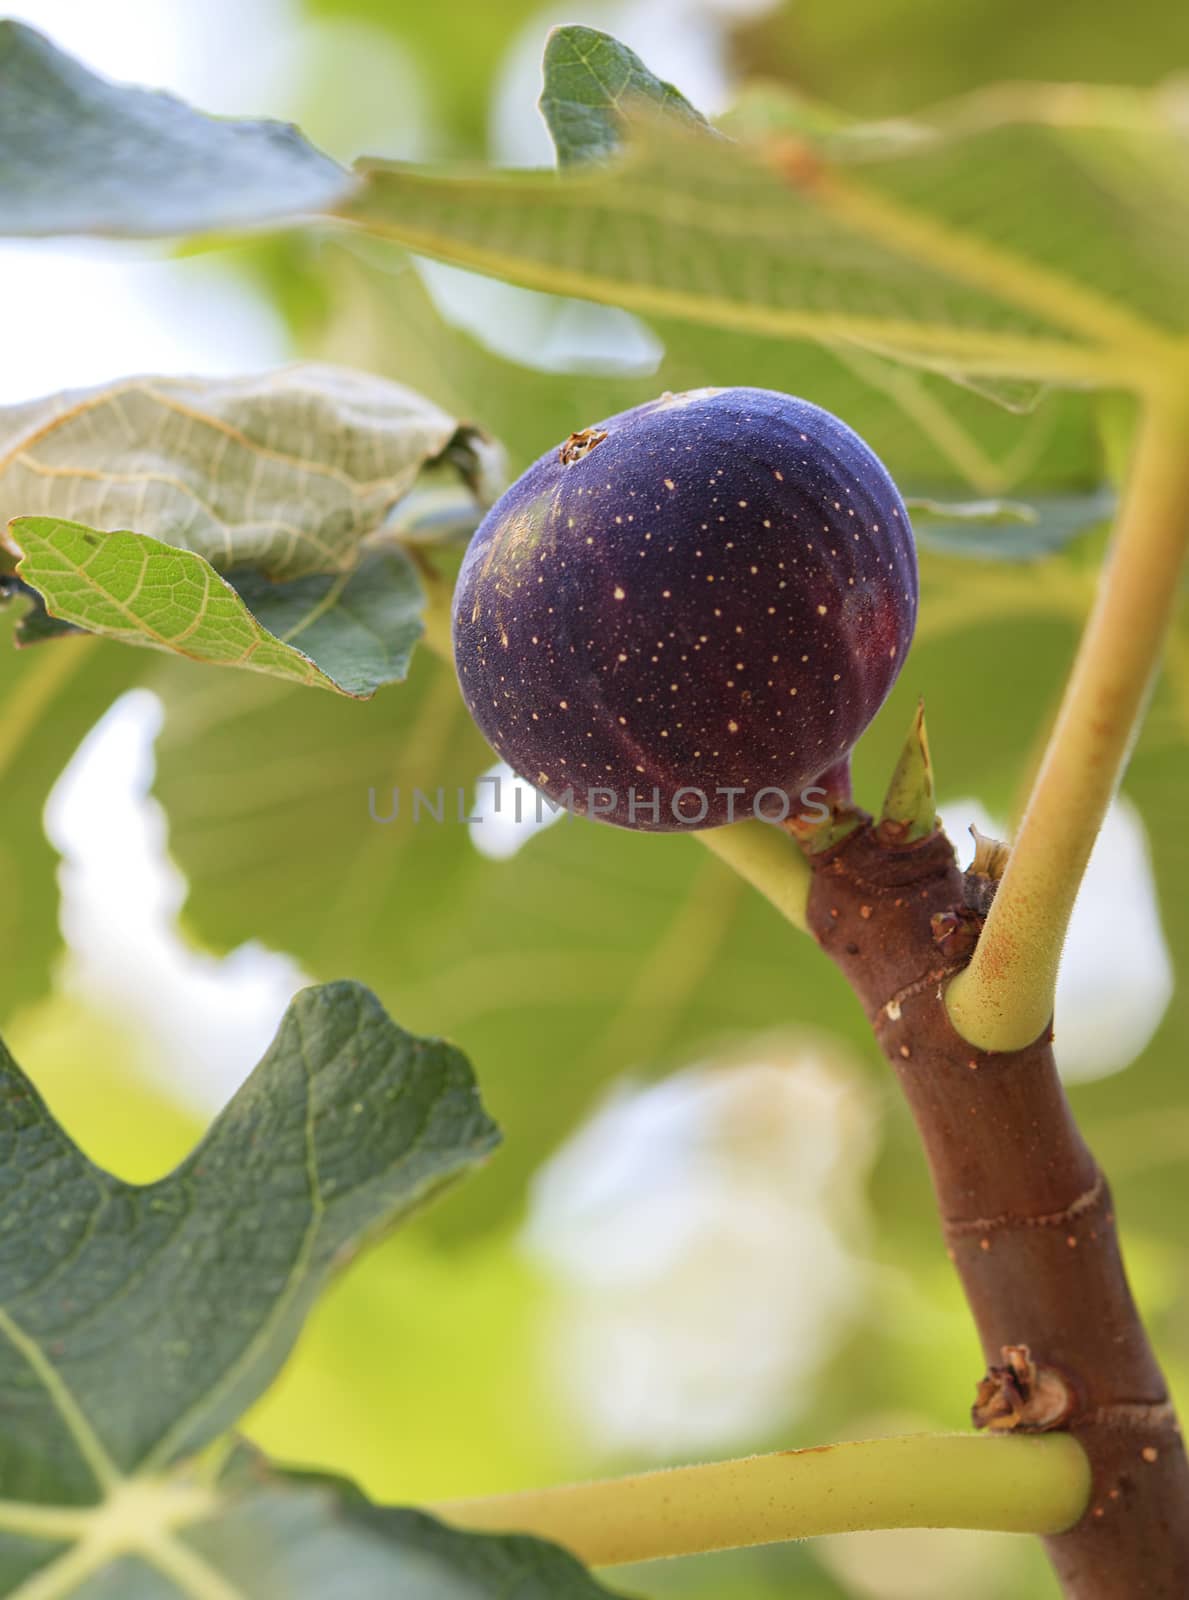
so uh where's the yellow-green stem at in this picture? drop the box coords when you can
[432,1432,1090,1568]
[697,817,811,931]
[946,389,1189,1052]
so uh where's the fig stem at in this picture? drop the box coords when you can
[430,1432,1090,1568]
[698,818,812,932]
[946,386,1189,1052]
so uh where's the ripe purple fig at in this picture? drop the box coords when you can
[453,387,916,831]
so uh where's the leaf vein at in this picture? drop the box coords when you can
[0,1305,119,1493]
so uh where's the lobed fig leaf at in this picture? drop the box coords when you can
[0,984,619,1596]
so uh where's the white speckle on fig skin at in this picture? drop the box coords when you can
[453,387,917,832]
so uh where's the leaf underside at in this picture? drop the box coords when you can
[0,20,354,236]
[7,18,1181,406]
[0,365,497,696]
[3,521,425,698]
[345,32,1189,398]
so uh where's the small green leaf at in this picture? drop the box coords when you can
[907,488,1115,561]
[3,521,424,696]
[0,20,353,236]
[879,700,936,844]
[0,366,500,693]
[540,24,711,165]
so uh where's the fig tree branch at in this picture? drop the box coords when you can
[810,821,1189,1598]
[946,381,1189,1051]
[433,1431,1089,1568]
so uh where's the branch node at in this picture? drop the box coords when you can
[932,905,982,961]
[973,1345,1078,1434]
[944,1171,1108,1240]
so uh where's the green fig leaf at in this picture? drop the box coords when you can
[0,20,352,236]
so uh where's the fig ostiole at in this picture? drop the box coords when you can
[452,386,917,833]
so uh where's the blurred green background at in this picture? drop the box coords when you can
[2,2,1188,1596]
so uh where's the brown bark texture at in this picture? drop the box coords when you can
[806,820,1189,1598]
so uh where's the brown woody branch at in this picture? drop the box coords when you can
[806,819,1189,1599]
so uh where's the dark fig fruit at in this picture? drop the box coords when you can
[453,386,916,831]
